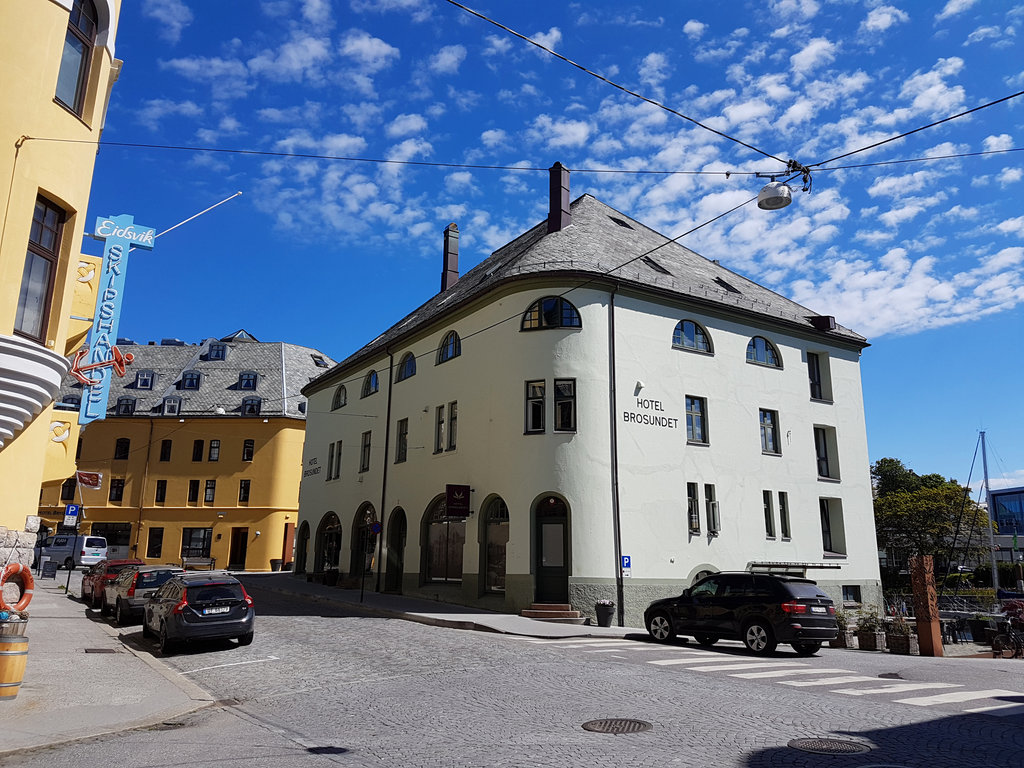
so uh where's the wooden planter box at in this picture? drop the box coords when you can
[856,630,886,651]
[886,633,919,655]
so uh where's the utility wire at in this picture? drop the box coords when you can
[443,0,786,164]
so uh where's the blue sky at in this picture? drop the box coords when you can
[82,0,1023,490]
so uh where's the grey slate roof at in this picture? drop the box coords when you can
[308,194,866,391]
[56,332,335,419]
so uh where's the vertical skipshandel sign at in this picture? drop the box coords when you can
[75,214,155,425]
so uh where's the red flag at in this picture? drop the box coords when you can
[76,471,102,489]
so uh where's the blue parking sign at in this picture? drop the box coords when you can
[621,555,631,569]
[63,504,81,528]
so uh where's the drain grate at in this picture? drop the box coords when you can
[84,648,117,654]
[879,672,903,679]
[788,738,870,755]
[582,719,653,735]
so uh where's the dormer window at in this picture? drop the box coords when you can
[163,397,181,416]
[181,371,201,390]
[116,397,136,416]
[311,354,329,368]
[208,343,227,361]
[361,370,379,398]
[242,396,261,415]
[135,370,154,389]
[238,371,258,390]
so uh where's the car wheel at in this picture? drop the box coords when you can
[695,634,718,646]
[141,618,154,639]
[100,596,111,616]
[742,620,777,655]
[159,624,176,655]
[237,632,254,646]
[115,600,128,627]
[646,612,676,642]
[792,641,822,656]
[63,557,74,570]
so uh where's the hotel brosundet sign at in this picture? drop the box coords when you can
[74,214,155,425]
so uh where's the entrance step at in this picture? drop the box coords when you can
[520,603,586,624]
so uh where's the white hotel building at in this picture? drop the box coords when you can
[296,165,882,626]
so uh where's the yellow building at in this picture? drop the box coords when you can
[38,332,335,571]
[0,1,122,546]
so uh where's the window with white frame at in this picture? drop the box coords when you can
[759,409,780,454]
[242,439,254,462]
[162,397,180,415]
[672,319,712,352]
[135,370,154,389]
[238,479,250,503]
[208,439,220,462]
[204,479,216,504]
[525,380,545,433]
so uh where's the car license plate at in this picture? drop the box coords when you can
[811,606,827,614]
[204,606,230,615]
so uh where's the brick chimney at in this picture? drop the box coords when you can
[547,162,571,233]
[440,222,459,292]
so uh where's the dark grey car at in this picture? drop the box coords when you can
[643,572,838,655]
[143,572,255,654]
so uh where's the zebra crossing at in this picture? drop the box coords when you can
[502,635,1024,717]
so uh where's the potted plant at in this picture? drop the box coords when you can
[829,609,855,648]
[595,599,615,627]
[967,613,994,644]
[855,609,885,651]
[885,615,918,655]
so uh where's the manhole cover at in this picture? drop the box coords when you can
[582,719,653,734]
[788,738,870,755]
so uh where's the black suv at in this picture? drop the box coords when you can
[643,572,838,655]
[143,572,255,654]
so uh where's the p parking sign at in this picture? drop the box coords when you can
[63,504,81,529]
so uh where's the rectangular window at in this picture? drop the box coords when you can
[686,482,701,533]
[395,419,408,463]
[820,498,847,555]
[434,405,445,453]
[61,477,77,501]
[842,585,862,604]
[325,439,342,479]
[525,380,545,433]
[553,379,576,432]
[763,490,776,537]
[136,371,153,389]
[113,437,130,460]
[204,480,216,504]
[181,527,213,559]
[155,479,167,503]
[704,484,719,534]
[327,441,336,479]
[146,527,164,559]
[15,197,64,342]
[109,478,125,503]
[159,439,172,462]
[238,479,251,503]
[55,8,94,114]
[685,395,708,443]
[779,491,791,539]
[208,439,220,462]
[447,401,458,450]
[192,439,204,462]
[188,479,199,503]
[759,409,780,454]
[360,431,371,472]
[332,440,342,478]
[814,425,840,479]
[242,439,254,462]
[807,352,823,400]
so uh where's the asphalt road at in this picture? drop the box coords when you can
[10,580,1024,768]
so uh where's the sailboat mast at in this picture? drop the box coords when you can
[981,430,998,592]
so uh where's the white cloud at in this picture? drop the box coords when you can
[979,247,1024,274]
[385,137,433,163]
[480,129,508,148]
[997,216,1024,236]
[159,56,251,99]
[936,0,980,22]
[322,133,368,156]
[639,52,671,89]
[984,134,1015,152]
[302,0,332,24]
[789,38,836,79]
[349,0,432,23]
[136,99,202,130]
[195,115,242,144]
[248,34,332,82]
[768,0,820,20]
[683,20,706,40]
[532,27,562,52]
[527,115,592,148]
[445,171,475,193]
[429,45,467,74]
[998,167,1023,186]
[483,35,513,57]
[860,6,909,34]
[387,113,427,138]
[142,0,194,44]
[965,26,1002,45]
[339,29,400,72]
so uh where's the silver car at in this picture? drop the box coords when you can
[102,565,184,626]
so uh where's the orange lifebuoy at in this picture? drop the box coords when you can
[0,563,34,612]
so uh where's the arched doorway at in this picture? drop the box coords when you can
[294,521,310,574]
[423,495,465,583]
[384,507,407,593]
[314,512,342,573]
[350,504,378,577]
[534,495,569,603]
[483,497,509,593]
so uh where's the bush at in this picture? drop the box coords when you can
[856,608,882,632]
[886,615,912,636]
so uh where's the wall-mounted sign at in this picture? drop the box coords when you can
[78,214,155,425]
[622,397,679,429]
[446,484,471,517]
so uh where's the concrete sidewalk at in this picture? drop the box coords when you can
[0,576,215,756]
[239,571,649,639]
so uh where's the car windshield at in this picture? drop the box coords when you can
[85,538,106,548]
[190,583,243,602]
[138,570,178,587]
[786,583,829,599]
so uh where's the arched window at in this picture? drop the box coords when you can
[484,497,509,593]
[672,320,712,353]
[241,396,261,415]
[315,512,342,573]
[332,385,347,410]
[746,336,781,367]
[395,352,417,382]
[238,371,258,390]
[424,496,465,582]
[520,296,581,331]
[350,505,378,576]
[362,370,379,398]
[55,0,98,115]
[437,331,461,364]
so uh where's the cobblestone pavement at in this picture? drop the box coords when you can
[11,582,1024,768]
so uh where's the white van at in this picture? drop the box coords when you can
[35,534,108,569]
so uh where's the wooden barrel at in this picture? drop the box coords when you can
[0,635,28,700]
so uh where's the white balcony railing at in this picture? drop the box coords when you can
[0,334,70,449]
